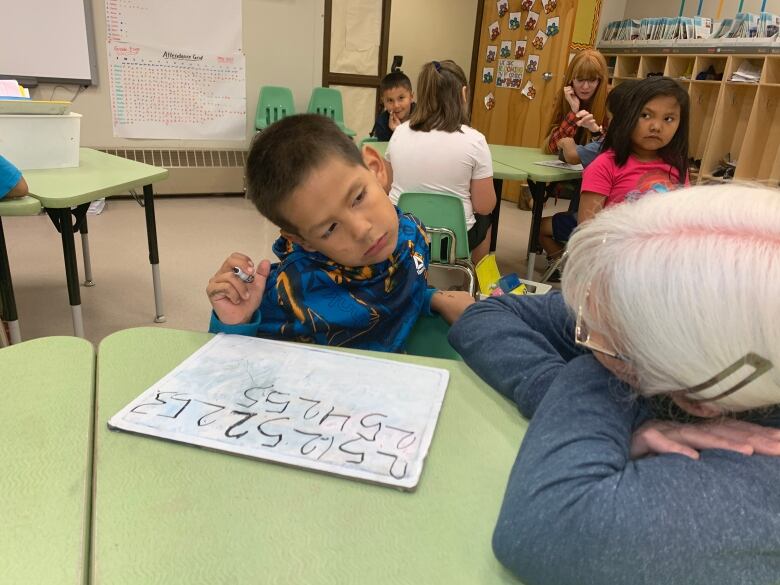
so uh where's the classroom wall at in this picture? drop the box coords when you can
[31,0,325,150]
[622,0,780,19]
[598,0,629,41]
[386,0,478,87]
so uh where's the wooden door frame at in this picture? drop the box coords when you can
[322,0,392,110]
[468,1,486,95]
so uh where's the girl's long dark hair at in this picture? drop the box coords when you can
[602,77,690,184]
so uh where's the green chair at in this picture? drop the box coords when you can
[360,136,378,147]
[255,86,295,131]
[405,314,462,361]
[307,87,356,137]
[397,192,477,297]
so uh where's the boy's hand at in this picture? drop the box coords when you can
[563,86,580,113]
[431,290,476,325]
[558,137,579,164]
[575,110,601,133]
[630,419,780,460]
[206,254,271,325]
[388,111,401,131]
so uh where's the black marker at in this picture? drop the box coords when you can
[232,266,254,283]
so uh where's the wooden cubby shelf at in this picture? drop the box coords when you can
[600,49,780,184]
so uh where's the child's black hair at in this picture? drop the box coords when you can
[245,114,364,235]
[380,70,412,94]
[602,77,690,184]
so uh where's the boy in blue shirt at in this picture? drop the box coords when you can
[370,70,416,141]
[207,114,464,352]
[0,155,29,199]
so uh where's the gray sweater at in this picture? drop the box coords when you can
[449,292,780,585]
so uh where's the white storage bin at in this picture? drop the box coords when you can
[0,112,81,170]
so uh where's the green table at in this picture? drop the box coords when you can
[489,146,583,279]
[24,148,169,338]
[0,195,42,343]
[93,327,526,584]
[0,336,95,584]
[371,141,528,253]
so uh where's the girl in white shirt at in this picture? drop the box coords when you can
[385,60,496,262]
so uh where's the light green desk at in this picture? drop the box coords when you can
[24,148,169,338]
[0,336,95,584]
[0,195,42,343]
[489,146,583,279]
[92,327,526,584]
[370,141,528,253]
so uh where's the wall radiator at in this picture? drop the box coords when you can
[98,148,247,195]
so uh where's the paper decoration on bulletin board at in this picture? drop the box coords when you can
[497,0,509,18]
[484,92,496,110]
[486,45,497,63]
[526,54,540,73]
[500,41,512,58]
[514,40,527,58]
[489,20,501,40]
[496,59,524,89]
[522,80,537,99]
[521,0,536,11]
[547,16,560,36]
[509,12,521,30]
[483,67,495,83]
[532,30,549,50]
[542,0,558,15]
[525,11,540,30]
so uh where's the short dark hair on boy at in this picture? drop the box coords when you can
[246,114,364,234]
[380,70,412,94]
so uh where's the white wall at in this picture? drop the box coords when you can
[387,0,478,88]
[598,0,629,40]
[622,0,780,19]
[30,0,324,149]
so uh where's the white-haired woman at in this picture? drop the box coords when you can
[448,184,780,585]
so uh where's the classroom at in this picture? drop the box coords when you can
[2,1,780,584]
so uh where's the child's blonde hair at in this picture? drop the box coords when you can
[562,184,780,413]
[409,60,469,133]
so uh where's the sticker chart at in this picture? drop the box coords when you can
[108,334,450,490]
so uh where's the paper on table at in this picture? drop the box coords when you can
[0,79,27,97]
[534,160,584,171]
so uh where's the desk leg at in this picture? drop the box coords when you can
[525,180,548,281]
[143,185,166,323]
[0,218,22,344]
[80,214,95,287]
[53,208,85,338]
[490,178,503,253]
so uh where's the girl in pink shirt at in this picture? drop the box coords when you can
[579,77,690,224]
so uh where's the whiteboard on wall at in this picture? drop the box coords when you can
[0,0,98,85]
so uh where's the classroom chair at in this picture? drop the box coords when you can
[307,87,356,137]
[405,313,462,361]
[255,86,296,131]
[359,136,378,147]
[397,192,477,297]
[540,249,568,283]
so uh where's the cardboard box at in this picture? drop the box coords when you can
[0,112,81,170]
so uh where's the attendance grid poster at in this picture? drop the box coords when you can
[105,0,246,140]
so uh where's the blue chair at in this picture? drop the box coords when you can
[307,87,356,137]
[255,86,295,131]
[397,192,477,297]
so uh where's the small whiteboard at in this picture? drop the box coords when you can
[108,334,449,490]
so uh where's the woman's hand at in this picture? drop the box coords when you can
[630,419,780,460]
[206,254,271,325]
[575,110,601,134]
[563,85,580,113]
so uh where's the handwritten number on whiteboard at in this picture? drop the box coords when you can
[257,416,289,448]
[358,413,387,441]
[195,401,226,426]
[237,384,271,408]
[385,425,417,450]
[377,451,408,479]
[294,429,334,460]
[299,397,322,420]
[338,437,365,464]
[264,391,291,414]
[224,411,257,439]
[319,407,350,432]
